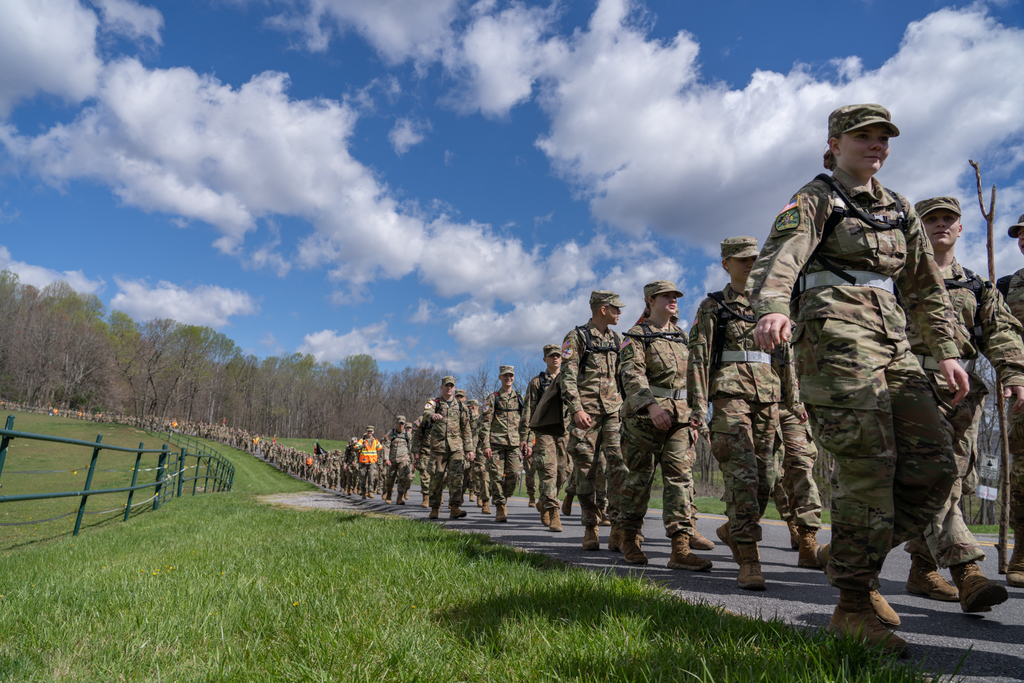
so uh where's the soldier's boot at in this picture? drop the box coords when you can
[636,530,645,543]
[667,532,713,572]
[548,508,563,532]
[361,492,367,500]
[582,525,600,551]
[1006,531,1024,587]
[621,529,648,565]
[421,493,429,508]
[869,591,901,627]
[481,500,492,514]
[495,503,508,523]
[561,493,574,516]
[404,490,410,501]
[540,507,551,527]
[528,493,536,508]
[396,489,406,505]
[826,589,909,658]
[450,504,467,519]
[735,543,766,591]
[950,561,1008,613]
[716,522,740,564]
[597,508,612,527]
[816,542,831,572]
[367,492,375,499]
[476,495,482,508]
[787,519,799,550]
[905,553,958,601]
[384,486,393,504]
[797,526,822,569]
[608,525,624,553]
[689,519,715,551]
[428,507,440,520]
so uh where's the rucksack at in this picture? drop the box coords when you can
[707,292,757,368]
[944,267,989,345]
[492,390,524,414]
[623,323,688,377]
[574,325,621,373]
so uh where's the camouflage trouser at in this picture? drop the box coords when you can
[533,433,567,512]
[384,462,398,493]
[390,461,414,494]
[905,372,988,568]
[358,462,378,494]
[711,398,779,545]
[488,445,521,505]
[618,412,696,538]
[416,457,431,494]
[796,319,956,592]
[568,412,626,527]
[523,452,538,497]
[471,458,490,502]
[428,449,465,509]
[558,440,573,493]
[770,407,822,530]
[373,463,382,492]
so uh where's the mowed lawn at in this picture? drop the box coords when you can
[0,413,940,682]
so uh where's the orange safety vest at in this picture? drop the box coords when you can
[358,438,382,464]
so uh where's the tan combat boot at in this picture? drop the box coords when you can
[404,490,410,501]
[1007,531,1024,587]
[816,541,831,571]
[428,507,440,520]
[476,495,482,507]
[666,532,713,571]
[450,504,467,519]
[561,493,574,516]
[367,492,375,499]
[361,492,367,500]
[528,493,537,508]
[481,500,491,514]
[826,589,908,658]
[905,553,958,601]
[384,494,392,504]
[495,503,508,523]
[735,543,766,591]
[869,591,901,627]
[787,519,799,550]
[716,522,740,564]
[608,525,624,553]
[582,525,600,550]
[797,526,822,569]
[421,494,429,508]
[689,518,715,551]
[597,508,612,527]
[540,507,551,527]
[548,508,563,532]
[396,490,406,506]
[950,561,1009,613]
[621,529,648,565]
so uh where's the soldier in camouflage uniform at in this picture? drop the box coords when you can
[748,104,970,656]
[455,390,475,499]
[421,375,474,519]
[561,290,627,550]
[480,366,526,523]
[619,281,712,570]
[411,419,432,507]
[689,237,802,590]
[521,344,569,532]
[466,399,491,513]
[342,438,359,494]
[985,211,1024,589]
[383,416,415,505]
[354,426,383,499]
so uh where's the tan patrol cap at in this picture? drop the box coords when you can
[721,236,759,259]
[828,104,900,139]
[396,415,406,423]
[590,290,625,308]
[543,343,560,357]
[441,375,456,386]
[454,389,466,398]
[466,399,479,407]
[915,197,961,218]
[366,425,375,432]
[1008,213,1024,239]
[499,365,515,376]
[643,280,683,299]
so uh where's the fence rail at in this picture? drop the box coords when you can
[0,414,234,536]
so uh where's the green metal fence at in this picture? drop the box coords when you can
[0,414,234,536]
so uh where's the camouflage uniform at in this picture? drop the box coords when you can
[771,407,822,530]
[420,378,474,511]
[619,283,698,540]
[747,160,961,593]
[521,348,569,515]
[467,400,490,505]
[354,430,383,496]
[480,369,525,507]
[384,419,415,502]
[561,291,627,530]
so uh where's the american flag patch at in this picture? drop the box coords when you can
[779,197,798,214]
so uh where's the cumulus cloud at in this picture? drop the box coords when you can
[110,278,259,327]
[95,0,163,45]
[0,245,104,294]
[298,322,407,362]
[388,116,429,155]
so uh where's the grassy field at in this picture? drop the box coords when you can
[0,413,948,682]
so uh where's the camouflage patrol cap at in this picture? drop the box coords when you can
[441,375,456,386]
[1008,213,1024,239]
[543,343,560,357]
[396,415,406,423]
[499,365,515,376]
[366,425,375,432]
[643,280,683,299]
[454,389,466,398]
[721,236,759,259]
[828,104,900,139]
[590,290,625,308]
[466,399,479,407]
[915,196,961,218]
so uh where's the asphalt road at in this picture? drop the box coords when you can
[303,487,1024,682]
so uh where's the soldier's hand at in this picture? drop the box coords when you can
[385,460,391,466]
[432,413,443,421]
[466,452,475,462]
[523,446,533,458]
[939,359,970,406]
[647,403,672,431]
[796,411,809,424]
[1005,385,1024,413]
[573,410,592,429]
[484,447,492,459]
[754,313,792,351]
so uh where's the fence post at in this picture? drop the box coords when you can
[203,456,213,493]
[213,458,223,492]
[73,434,104,536]
[0,415,15,486]
[177,447,186,498]
[153,448,168,511]
[124,442,144,522]
[192,455,201,496]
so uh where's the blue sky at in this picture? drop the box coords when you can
[2,0,1023,374]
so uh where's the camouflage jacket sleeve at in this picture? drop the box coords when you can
[419,401,436,451]
[460,403,473,452]
[687,300,716,419]
[619,326,655,413]
[774,338,802,413]
[978,284,1024,387]
[520,376,540,444]
[559,330,584,415]
[478,393,494,447]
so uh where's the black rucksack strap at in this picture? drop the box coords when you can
[997,275,1012,299]
[708,292,756,368]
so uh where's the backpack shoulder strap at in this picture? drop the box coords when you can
[997,274,1012,298]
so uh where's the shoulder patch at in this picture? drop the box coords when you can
[620,340,635,362]
[561,339,573,359]
[774,204,800,232]
[688,325,699,343]
[424,400,434,411]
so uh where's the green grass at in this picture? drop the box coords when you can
[273,437,349,454]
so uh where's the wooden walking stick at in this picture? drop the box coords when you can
[971,159,1011,573]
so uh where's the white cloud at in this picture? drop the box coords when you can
[0,245,104,294]
[298,322,407,362]
[410,298,436,323]
[95,0,163,45]
[259,332,285,354]
[388,116,429,155]
[0,0,102,117]
[110,277,259,327]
